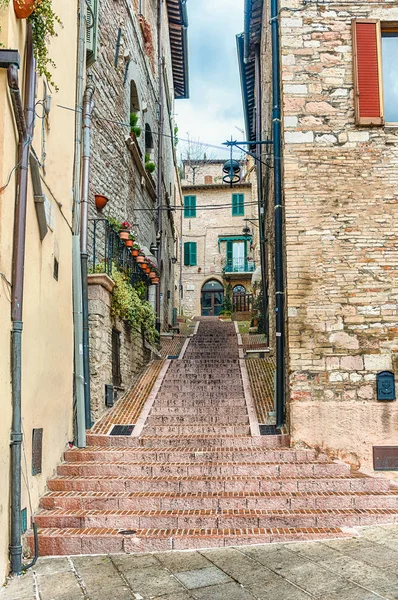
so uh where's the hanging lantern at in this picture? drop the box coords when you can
[222,159,241,186]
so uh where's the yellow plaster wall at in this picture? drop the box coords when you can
[0,1,77,580]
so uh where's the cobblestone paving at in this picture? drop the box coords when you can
[2,525,398,599]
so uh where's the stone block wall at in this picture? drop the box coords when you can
[180,179,259,318]
[261,0,398,474]
[88,276,151,422]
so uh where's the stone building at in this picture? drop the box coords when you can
[85,0,188,419]
[180,159,260,317]
[240,0,398,475]
[0,0,78,578]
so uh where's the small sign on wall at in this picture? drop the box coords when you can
[373,446,398,471]
[186,284,195,291]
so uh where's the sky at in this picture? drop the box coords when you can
[175,0,245,161]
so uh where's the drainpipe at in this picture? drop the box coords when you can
[270,0,285,428]
[254,43,269,343]
[80,82,95,429]
[8,24,36,577]
[156,0,164,332]
[72,0,87,447]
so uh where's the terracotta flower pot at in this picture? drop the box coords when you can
[13,0,36,19]
[95,194,108,211]
[151,278,159,285]
[119,230,129,240]
[125,239,134,247]
[132,249,139,257]
[149,272,156,279]
[136,256,145,263]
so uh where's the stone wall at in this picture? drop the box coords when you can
[88,276,151,422]
[180,173,259,318]
[261,0,398,475]
[88,0,178,330]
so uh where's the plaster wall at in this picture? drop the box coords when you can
[260,0,398,475]
[0,0,76,579]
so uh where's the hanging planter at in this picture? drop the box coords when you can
[13,0,35,19]
[95,194,108,211]
[136,255,145,264]
[125,239,134,248]
[132,245,140,257]
[149,272,157,280]
[119,220,132,241]
[151,277,159,285]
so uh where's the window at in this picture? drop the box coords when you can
[184,242,197,266]
[145,124,154,152]
[352,20,398,125]
[232,194,244,216]
[86,0,99,66]
[233,285,246,294]
[112,329,121,387]
[184,195,196,218]
[130,81,140,113]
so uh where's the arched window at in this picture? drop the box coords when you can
[145,123,154,152]
[233,285,246,294]
[130,81,140,112]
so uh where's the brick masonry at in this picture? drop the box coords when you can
[260,0,398,475]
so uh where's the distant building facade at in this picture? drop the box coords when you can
[180,160,259,318]
[240,0,398,475]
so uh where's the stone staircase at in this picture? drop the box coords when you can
[28,319,398,555]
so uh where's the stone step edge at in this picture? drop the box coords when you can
[59,460,335,468]
[29,525,347,538]
[41,489,398,499]
[36,507,398,518]
[68,445,297,453]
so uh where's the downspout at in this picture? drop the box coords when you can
[270,0,285,428]
[156,0,164,332]
[254,43,269,343]
[80,82,95,430]
[72,0,87,447]
[8,24,36,576]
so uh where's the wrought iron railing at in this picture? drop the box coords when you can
[88,218,150,287]
[224,259,256,273]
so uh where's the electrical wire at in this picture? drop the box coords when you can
[0,136,32,195]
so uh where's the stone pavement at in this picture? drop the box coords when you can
[2,525,398,599]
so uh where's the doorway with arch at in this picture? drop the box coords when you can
[201,280,224,316]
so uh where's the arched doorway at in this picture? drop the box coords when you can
[201,280,224,316]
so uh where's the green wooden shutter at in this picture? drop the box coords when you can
[232,194,244,216]
[226,240,233,270]
[190,242,197,266]
[184,196,196,218]
[232,194,238,216]
[184,242,190,265]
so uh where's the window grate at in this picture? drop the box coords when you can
[110,425,134,436]
[259,425,281,436]
[32,428,43,475]
[112,329,121,387]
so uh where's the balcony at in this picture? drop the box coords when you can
[224,259,256,274]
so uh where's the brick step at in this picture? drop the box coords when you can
[64,447,321,464]
[57,460,350,479]
[159,384,243,392]
[34,507,398,531]
[39,490,398,512]
[142,425,251,436]
[137,435,290,448]
[27,525,349,556]
[47,473,384,495]
[154,396,247,404]
[145,415,250,425]
[149,406,249,418]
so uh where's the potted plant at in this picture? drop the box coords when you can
[13,0,35,18]
[108,216,122,233]
[95,194,108,211]
[125,233,135,248]
[136,252,145,264]
[130,112,142,138]
[151,277,159,285]
[144,153,156,174]
[132,243,140,257]
[119,220,132,241]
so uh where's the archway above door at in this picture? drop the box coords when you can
[201,279,224,316]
